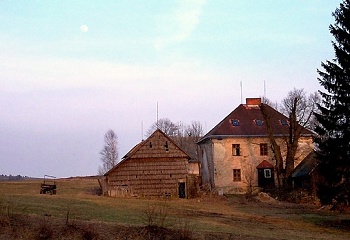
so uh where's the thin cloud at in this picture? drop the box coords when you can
[154,0,206,50]
[0,53,215,93]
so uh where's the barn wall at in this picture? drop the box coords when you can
[186,174,201,198]
[106,157,189,197]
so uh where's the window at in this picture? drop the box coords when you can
[233,169,241,182]
[232,144,241,156]
[264,169,272,178]
[255,119,264,126]
[165,141,169,152]
[231,119,239,126]
[260,143,268,156]
[280,119,289,126]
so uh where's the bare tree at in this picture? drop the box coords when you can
[261,96,279,109]
[243,163,256,196]
[186,121,204,138]
[281,89,319,179]
[261,89,319,188]
[173,121,204,161]
[146,118,178,137]
[280,89,320,131]
[99,130,118,175]
[260,104,285,187]
[146,119,204,161]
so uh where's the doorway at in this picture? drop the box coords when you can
[257,168,275,190]
[178,182,186,198]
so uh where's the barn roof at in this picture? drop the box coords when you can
[104,129,190,176]
[198,98,314,143]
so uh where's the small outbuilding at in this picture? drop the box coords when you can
[103,129,199,198]
[291,151,318,193]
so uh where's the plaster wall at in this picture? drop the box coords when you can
[211,136,313,194]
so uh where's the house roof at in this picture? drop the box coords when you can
[104,129,191,176]
[198,100,314,143]
[291,151,318,178]
[256,160,274,169]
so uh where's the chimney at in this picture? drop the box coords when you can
[246,98,261,106]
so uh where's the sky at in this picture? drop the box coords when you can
[0,0,341,178]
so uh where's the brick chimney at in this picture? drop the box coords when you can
[246,98,261,106]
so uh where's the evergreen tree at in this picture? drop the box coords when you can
[315,0,350,205]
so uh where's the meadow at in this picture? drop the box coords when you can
[0,178,349,239]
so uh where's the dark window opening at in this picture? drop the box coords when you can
[165,141,169,152]
[232,144,241,156]
[255,119,264,126]
[149,142,152,148]
[260,143,268,156]
[231,119,239,126]
[233,169,241,182]
[281,119,289,126]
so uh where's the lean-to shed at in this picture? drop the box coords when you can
[104,129,198,198]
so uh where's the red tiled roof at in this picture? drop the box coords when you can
[198,103,314,142]
[256,160,274,169]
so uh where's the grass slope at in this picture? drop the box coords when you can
[0,179,349,239]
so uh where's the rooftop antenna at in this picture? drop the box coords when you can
[156,101,159,129]
[240,81,243,104]
[141,121,144,141]
[264,80,266,101]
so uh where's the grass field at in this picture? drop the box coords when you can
[0,178,349,239]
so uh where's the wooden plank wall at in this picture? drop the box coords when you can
[107,157,188,197]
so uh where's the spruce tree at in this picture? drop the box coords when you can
[315,0,350,205]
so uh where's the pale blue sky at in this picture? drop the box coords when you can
[0,1,339,177]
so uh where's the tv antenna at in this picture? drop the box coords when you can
[156,101,159,129]
[240,81,243,104]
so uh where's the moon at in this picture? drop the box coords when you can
[80,25,88,33]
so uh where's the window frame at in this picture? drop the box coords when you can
[264,169,272,178]
[255,119,264,126]
[260,143,268,156]
[231,119,239,126]
[233,169,241,182]
[280,119,289,126]
[232,144,241,156]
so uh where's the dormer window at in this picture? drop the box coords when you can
[231,119,239,126]
[280,119,289,126]
[255,119,264,126]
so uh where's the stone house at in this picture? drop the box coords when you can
[197,98,314,194]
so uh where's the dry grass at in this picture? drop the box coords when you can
[0,179,349,239]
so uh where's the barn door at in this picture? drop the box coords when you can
[178,182,186,198]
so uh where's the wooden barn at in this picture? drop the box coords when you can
[103,129,199,198]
